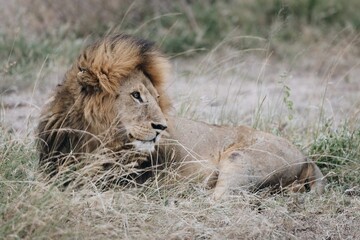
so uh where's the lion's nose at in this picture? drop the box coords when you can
[151,123,167,131]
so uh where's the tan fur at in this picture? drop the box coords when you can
[164,117,326,198]
[37,34,170,177]
[37,34,325,197]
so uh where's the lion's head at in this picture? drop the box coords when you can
[37,34,171,176]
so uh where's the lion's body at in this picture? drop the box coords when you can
[37,34,325,197]
[165,117,325,198]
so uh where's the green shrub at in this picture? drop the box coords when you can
[309,123,360,187]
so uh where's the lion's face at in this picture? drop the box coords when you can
[112,70,168,152]
[38,34,171,174]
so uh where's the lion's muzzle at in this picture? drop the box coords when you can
[127,121,167,152]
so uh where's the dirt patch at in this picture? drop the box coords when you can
[169,49,360,135]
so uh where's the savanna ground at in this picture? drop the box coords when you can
[1,1,360,239]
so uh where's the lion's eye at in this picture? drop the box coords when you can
[131,91,143,102]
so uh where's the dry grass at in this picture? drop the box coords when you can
[1,1,360,239]
[2,43,360,239]
[1,135,359,239]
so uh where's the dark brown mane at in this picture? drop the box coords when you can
[37,34,171,178]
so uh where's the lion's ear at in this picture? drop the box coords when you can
[77,68,102,94]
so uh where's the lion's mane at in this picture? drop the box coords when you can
[37,34,171,177]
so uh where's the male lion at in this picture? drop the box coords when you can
[37,34,325,198]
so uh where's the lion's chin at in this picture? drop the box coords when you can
[132,140,156,152]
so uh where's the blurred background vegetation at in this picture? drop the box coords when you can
[1,0,359,71]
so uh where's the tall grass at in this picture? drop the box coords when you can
[1,123,360,239]
[309,123,360,190]
[2,41,360,239]
[1,1,360,239]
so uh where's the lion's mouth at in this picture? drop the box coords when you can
[128,133,158,143]
[137,137,157,143]
[127,133,160,152]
